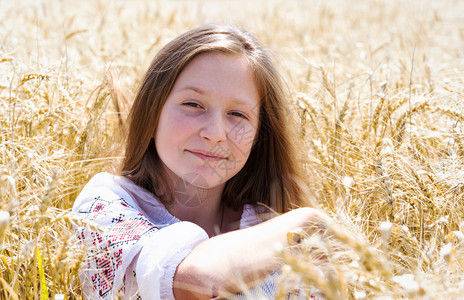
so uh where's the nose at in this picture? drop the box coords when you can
[200,111,227,143]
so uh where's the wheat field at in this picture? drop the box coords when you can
[1,0,464,299]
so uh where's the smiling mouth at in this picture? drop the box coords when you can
[187,150,228,161]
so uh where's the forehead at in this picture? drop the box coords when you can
[180,52,253,80]
[172,52,261,107]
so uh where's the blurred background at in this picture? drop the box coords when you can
[1,0,464,298]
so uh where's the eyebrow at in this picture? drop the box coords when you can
[177,85,206,95]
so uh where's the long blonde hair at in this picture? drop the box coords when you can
[120,24,312,213]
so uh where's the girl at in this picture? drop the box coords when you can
[73,24,329,299]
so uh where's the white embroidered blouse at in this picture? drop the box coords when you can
[72,172,280,299]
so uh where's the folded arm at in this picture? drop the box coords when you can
[173,207,330,299]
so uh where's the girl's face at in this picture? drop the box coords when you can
[155,52,261,190]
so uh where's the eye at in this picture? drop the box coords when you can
[183,102,203,109]
[229,111,249,120]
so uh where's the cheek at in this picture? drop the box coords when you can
[156,108,193,142]
[228,122,259,158]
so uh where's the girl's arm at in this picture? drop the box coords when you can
[173,207,329,299]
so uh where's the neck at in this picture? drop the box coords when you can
[164,170,225,237]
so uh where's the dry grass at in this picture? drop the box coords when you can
[1,0,464,298]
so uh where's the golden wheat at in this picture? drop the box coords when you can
[1,0,464,298]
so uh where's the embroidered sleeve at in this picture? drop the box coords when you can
[73,186,208,299]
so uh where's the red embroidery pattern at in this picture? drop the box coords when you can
[77,196,159,298]
[109,219,151,242]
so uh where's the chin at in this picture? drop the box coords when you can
[173,168,230,190]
